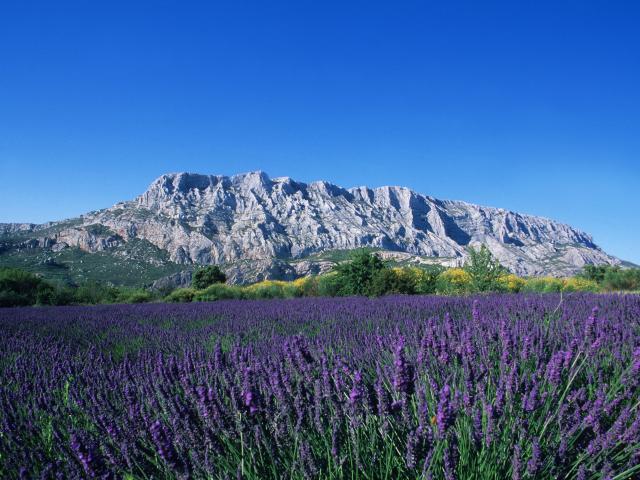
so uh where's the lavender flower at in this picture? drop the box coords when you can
[393,336,414,396]
[526,439,541,476]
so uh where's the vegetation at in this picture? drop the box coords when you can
[2,295,639,478]
[0,268,159,307]
[332,249,386,296]
[464,244,507,292]
[191,265,227,289]
[580,264,640,291]
[0,268,56,307]
[0,239,188,287]
[2,249,639,308]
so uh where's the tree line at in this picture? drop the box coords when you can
[2,247,638,307]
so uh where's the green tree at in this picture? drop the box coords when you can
[334,250,386,296]
[580,265,611,283]
[415,265,446,294]
[192,265,227,289]
[464,245,507,292]
[602,267,640,291]
[0,268,49,307]
[73,281,119,304]
[370,268,418,296]
[317,273,343,297]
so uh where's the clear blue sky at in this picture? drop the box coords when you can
[1,1,638,263]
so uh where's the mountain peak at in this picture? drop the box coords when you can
[3,170,620,282]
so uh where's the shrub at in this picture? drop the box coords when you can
[35,282,56,305]
[415,265,446,294]
[193,284,243,302]
[580,265,610,283]
[0,268,45,307]
[282,283,304,298]
[116,289,154,304]
[244,280,290,300]
[49,286,76,306]
[0,290,30,308]
[523,277,564,293]
[73,282,120,304]
[498,274,526,293]
[602,268,640,291]
[192,265,227,289]
[165,288,197,303]
[317,273,343,297]
[292,277,319,296]
[562,277,599,293]
[578,265,640,291]
[370,267,418,296]
[436,268,472,294]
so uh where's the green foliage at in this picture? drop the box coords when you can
[292,277,319,296]
[522,277,564,293]
[73,281,119,304]
[415,265,446,294]
[115,289,154,304]
[580,264,610,283]
[5,256,636,309]
[464,245,507,292]
[165,288,197,303]
[333,250,386,296]
[0,238,187,287]
[0,267,157,307]
[316,273,343,297]
[602,267,640,291]
[84,224,114,236]
[282,283,303,298]
[192,265,227,289]
[193,284,243,301]
[579,264,640,291]
[370,268,417,296]
[34,282,75,306]
[561,277,599,293]
[0,268,50,307]
[242,281,300,300]
[435,268,472,294]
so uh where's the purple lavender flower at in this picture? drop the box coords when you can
[526,438,541,476]
[545,351,565,386]
[348,370,364,406]
[511,444,521,480]
[150,420,179,468]
[436,384,454,434]
[241,366,260,415]
[70,434,97,477]
[632,346,640,375]
[393,336,414,396]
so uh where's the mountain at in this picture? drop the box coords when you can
[0,171,620,286]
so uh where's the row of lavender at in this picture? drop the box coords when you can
[1,294,639,479]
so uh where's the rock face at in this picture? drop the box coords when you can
[0,171,621,281]
[150,270,193,293]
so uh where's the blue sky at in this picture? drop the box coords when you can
[1,1,639,263]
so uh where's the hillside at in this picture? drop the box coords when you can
[0,171,620,286]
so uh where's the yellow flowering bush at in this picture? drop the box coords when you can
[436,268,472,294]
[523,277,564,293]
[499,274,526,293]
[562,277,599,292]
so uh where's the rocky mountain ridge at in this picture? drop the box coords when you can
[0,171,620,284]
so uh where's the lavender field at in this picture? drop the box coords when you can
[1,294,639,479]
